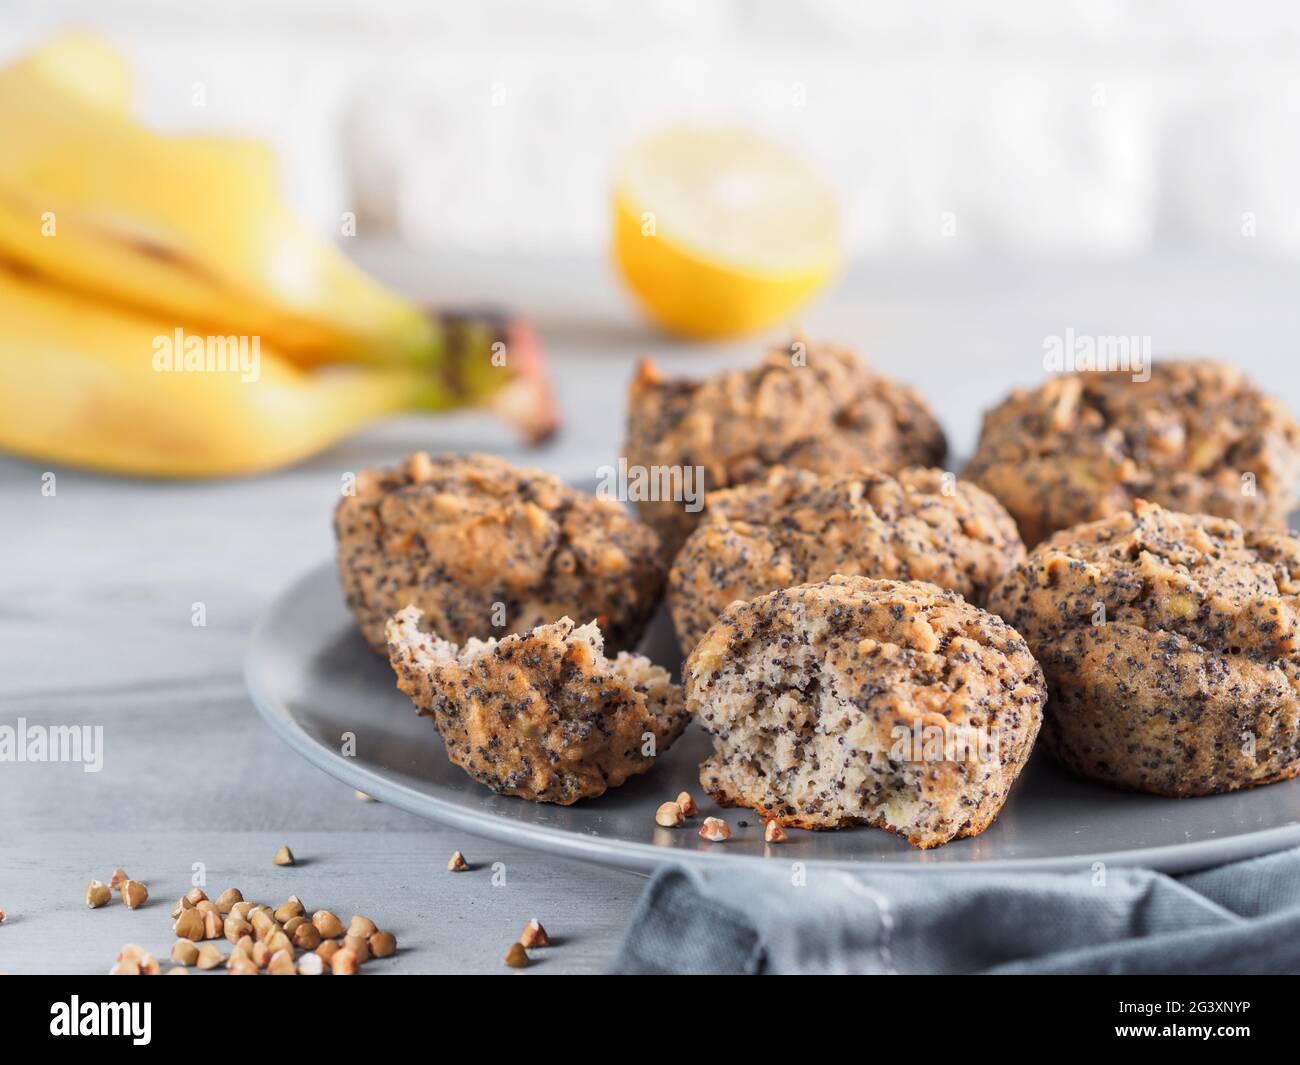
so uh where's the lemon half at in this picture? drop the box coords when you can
[613,127,839,339]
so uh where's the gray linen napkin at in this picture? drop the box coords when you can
[612,846,1300,974]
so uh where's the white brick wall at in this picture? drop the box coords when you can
[6,0,1300,258]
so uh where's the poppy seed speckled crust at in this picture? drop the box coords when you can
[685,576,1045,849]
[623,339,947,554]
[965,360,1300,546]
[335,451,664,655]
[668,465,1025,653]
[387,606,688,804]
[987,501,1300,797]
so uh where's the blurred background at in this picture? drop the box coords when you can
[5,0,1299,260]
[3,0,1300,478]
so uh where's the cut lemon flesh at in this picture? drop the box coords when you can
[613,127,839,339]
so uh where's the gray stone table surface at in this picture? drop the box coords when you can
[3,247,1300,974]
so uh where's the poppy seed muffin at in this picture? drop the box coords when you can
[668,465,1025,652]
[335,451,663,654]
[685,575,1045,848]
[624,339,946,553]
[966,361,1300,546]
[387,606,688,804]
[987,500,1300,797]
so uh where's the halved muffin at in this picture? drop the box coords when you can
[685,576,1045,848]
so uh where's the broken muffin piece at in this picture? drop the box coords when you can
[387,606,688,804]
[335,451,664,655]
[685,575,1045,848]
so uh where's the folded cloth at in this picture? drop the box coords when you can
[612,846,1300,974]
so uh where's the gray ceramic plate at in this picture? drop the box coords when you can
[246,562,1300,875]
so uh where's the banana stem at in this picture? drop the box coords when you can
[319,317,558,446]
[420,310,559,443]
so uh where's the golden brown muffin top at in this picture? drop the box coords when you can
[966,360,1300,544]
[334,451,663,653]
[624,339,947,550]
[668,465,1024,651]
[989,499,1300,663]
[340,451,651,592]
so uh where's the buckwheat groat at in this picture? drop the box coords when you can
[668,466,1024,652]
[685,576,1045,848]
[624,339,946,553]
[387,606,688,804]
[966,361,1300,546]
[335,452,663,654]
[988,501,1300,797]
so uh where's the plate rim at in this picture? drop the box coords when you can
[245,562,1300,876]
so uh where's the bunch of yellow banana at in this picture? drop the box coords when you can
[0,35,557,477]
